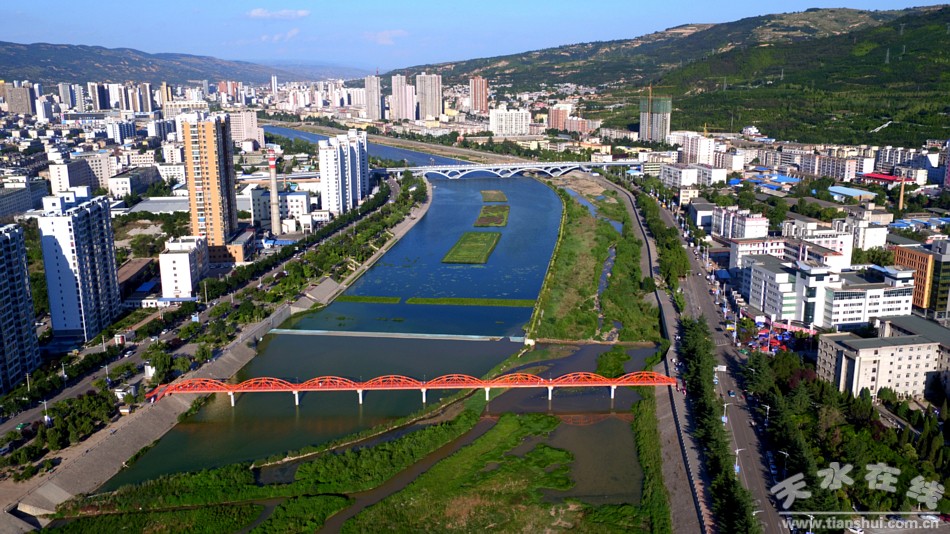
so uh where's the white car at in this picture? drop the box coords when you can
[846,527,863,534]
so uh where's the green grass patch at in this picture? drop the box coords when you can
[404,297,534,307]
[250,495,351,534]
[51,504,262,534]
[480,190,508,202]
[335,295,401,304]
[473,204,510,227]
[342,413,577,532]
[442,232,501,264]
[56,412,481,516]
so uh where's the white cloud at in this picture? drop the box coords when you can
[260,28,301,43]
[363,29,408,46]
[247,8,310,20]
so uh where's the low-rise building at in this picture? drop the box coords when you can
[818,333,939,399]
[108,166,162,199]
[159,236,208,300]
[712,206,769,239]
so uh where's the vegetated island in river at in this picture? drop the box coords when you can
[480,190,508,202]
[442,232,501,264]
[473,204,510,227]
[335,295,402,304]
[404,297,535,307]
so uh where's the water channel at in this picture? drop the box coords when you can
[101,129,647,509]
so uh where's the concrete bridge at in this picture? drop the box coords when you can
[386,161,638,179]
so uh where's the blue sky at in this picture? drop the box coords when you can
[1,1,939,70]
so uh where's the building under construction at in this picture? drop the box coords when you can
[639,95,672,143]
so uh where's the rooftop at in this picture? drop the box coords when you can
[876,315,950,349]
[836,333,934,351]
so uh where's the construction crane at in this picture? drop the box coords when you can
[703,123,725,137]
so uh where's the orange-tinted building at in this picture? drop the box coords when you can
[182,114,242,264]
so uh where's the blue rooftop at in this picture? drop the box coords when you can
[761,184,781,190]
[135,281,158,293]
[772,175,799,184]
[828,185,875,197]
[728,178,741,186]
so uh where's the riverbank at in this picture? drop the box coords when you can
[259,120,529,165]
[0,179,436,532]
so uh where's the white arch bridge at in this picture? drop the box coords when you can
[384,161,638,180]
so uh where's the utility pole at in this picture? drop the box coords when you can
[25,372,30,392]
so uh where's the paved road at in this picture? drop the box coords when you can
[648,194,787,533]
[593,175,709,533]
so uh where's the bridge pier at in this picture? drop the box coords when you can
[228,392,235,407]
[610,385,617,400]
[293,391,299,406]
[357,389,363,405]
[484,387,491,401]
[547,386,554,401]
[421,388,427,404]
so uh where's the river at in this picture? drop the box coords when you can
[102,147,561,488]
[101,128,646,513]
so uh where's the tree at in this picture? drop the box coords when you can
[194,344,213,363]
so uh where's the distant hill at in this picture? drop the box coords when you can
[0,41,296,85]
[593,5,950,145]
[384,7,926,89]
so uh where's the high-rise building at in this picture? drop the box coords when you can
[227,111,265,148]
[271,75,278,96]
[182,114,239,264]
[364,75,383,120]
[318,130,369,215]
[159,82,174,108]
[49,160,97,194]
[469,76,488,114]
[489,107,531,136]
[5,84,36,115]
[390,75,416,121]
[57,83,76,109]
[416,73,443,120]
[639,95,672,143]
[0,225,40,394]
[548,103,572,131]
[39,192,120,342]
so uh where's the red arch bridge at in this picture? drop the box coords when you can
[147,371,676,407]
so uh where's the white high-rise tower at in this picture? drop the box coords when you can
[39,192,120,342]
[318,130,369,215]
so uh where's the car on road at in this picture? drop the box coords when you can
[728,390,736,398]
[846,527,864,534]
[161,329,168,336]
[15,423,29,431]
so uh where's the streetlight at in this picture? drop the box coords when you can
[778,450,790,479]
[25,372,30,393]
[763,404,771,426]
[723,402,732,424]
[61,362,67,381]
[734,447,745,474]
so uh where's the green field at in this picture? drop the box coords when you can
[480,190,508,202]
[442,232,501,264]
[335,295,401,304]
[405,297,534,307]
[473,205,510,227]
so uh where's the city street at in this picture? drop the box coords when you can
[644,189,788,533]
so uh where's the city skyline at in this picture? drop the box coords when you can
[0,1,935,71]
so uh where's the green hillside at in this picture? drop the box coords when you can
[595,6,950,145]
[384,8,919,89]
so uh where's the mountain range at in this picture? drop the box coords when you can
[0,42,308,85]
[384,7,936,89]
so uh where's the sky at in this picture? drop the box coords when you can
[0,1,941,71]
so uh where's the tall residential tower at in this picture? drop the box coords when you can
[318,130,369,215]
[416,73,443,120]
[0,225,40,393]
[182,114,240,264]
[364,75,383,121]
[39,191,120,342]
[639,95,672,143]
